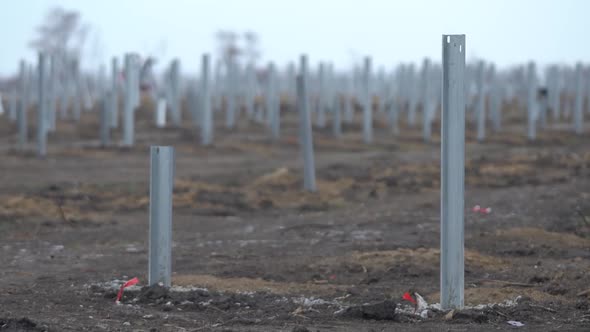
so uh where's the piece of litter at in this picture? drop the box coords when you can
[472,205,481,212]
[480,207,492,214]
[415,293,428,312]
[115,277,139,303]
[507,320,525,327]
[123,322,131,326]
[402,292,416,305]
[444,310,455,320]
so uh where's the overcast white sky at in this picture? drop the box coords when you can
[0,0,588,76]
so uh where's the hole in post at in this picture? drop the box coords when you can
[459,45,462,52]
[447,36,450,43]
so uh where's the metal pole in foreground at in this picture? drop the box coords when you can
[37,53,47,157]
[200,54,213,146]
[362,56,373,143]
[298,55,317,192]
[441,34,466,310]
[149,146,174,287]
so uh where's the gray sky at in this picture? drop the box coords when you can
[0,0,588,75]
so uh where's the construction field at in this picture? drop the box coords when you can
[1,103,589,331]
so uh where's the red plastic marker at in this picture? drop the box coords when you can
[402,292,416,305]
[116,277,139,303]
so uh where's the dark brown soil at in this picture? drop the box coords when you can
[1,102,590,331]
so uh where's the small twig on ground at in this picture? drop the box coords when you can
[528,304,557,313]
[494,309,509,318]
[479,279,536,288]
[577,289,590,297]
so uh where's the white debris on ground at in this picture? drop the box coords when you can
[88,279,523,321]
[395,293,522,318]
[507,320,525,327]
[292,296,333,307]
[87,280,209,295]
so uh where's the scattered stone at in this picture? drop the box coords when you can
[444,309,455,320]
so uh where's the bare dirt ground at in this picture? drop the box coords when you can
[1,101,590,331]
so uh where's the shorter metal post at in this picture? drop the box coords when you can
[149,146,174,287]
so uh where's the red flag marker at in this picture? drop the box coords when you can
[402,292,416,305]
[116,277,139,303]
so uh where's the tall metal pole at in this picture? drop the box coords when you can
[440,34,466,310]
[149,146,174,287]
